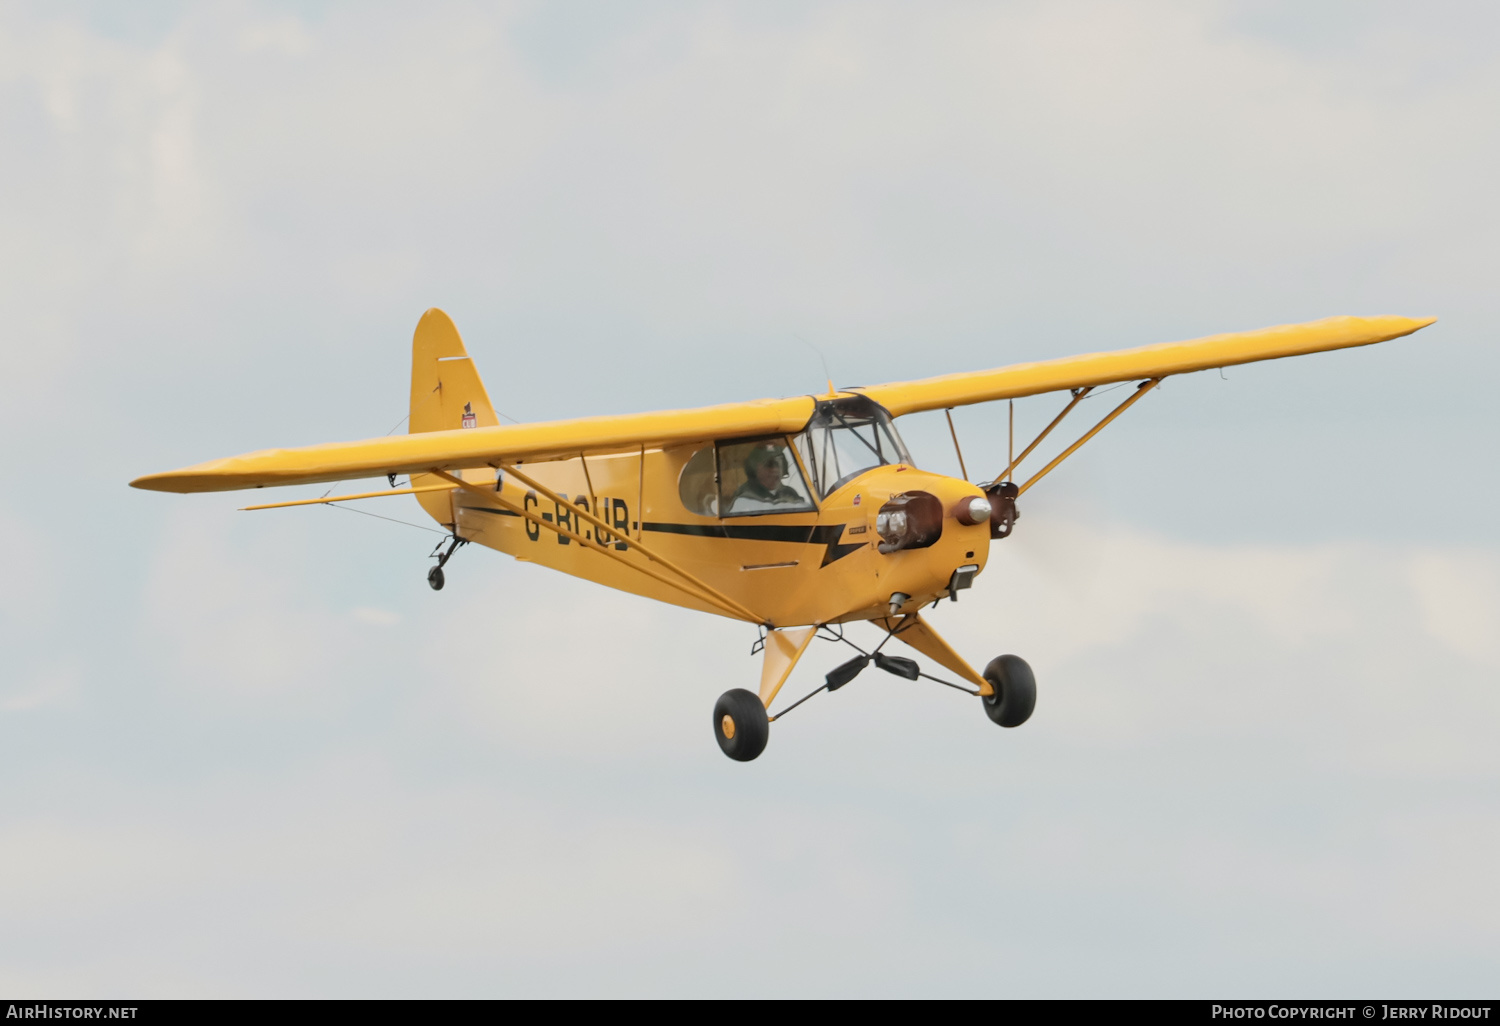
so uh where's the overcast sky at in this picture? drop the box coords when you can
[1,0,1497,997]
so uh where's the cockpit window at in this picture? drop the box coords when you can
[678,445,719,516]
[718,438,816,516]
[793,395,912,497]
[677,438,817,518]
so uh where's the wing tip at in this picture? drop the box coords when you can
[130,472,199,493]
[1381,314,1438,342]
[130,469,245,494]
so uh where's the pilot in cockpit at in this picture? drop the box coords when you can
[727,444,805,514]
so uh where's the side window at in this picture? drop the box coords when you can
[677,445,719,516]
[718,439,816,517]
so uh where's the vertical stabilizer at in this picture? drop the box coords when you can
[410,308,498,432]
[409,309,498,526]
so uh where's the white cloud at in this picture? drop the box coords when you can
[1409,549,1500,669]
[0,506,56,627]
[238,16,314,58]
[139,508,353,704]
[0,661,80,712]
[350,606,400,626]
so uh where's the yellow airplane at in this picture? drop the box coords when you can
[132,311,1434,761]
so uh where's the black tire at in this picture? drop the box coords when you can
[713,688,770,762]
[982,654,1035,728]
[427,566,445,591]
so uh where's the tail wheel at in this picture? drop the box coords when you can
[982,654,1036,728]
[713,688,770,762]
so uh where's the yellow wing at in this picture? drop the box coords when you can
[130,313,1434,495]
[131,397,814,493]
[856,314,1434,417]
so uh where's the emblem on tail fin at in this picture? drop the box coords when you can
[461,402,476,429]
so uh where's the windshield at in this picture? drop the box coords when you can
[793,396,912,497]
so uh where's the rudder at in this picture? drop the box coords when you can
[409,308,498,526]
[410,308,498,433]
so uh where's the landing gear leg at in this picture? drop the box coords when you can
[427,534,467,591]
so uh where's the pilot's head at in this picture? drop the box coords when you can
[744,445,788,490]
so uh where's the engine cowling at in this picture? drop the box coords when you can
[875,491,944,553]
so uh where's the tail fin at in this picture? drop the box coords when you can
[409,308,497,526]
[410,308,498,433]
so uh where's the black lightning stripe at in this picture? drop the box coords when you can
[642,522,865,568]
[455,507,866,567]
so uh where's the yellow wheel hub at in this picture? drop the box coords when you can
[721,714,736,740]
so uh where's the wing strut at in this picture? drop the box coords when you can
[1016,378,1160,496]
[432,471,765,624]
[497,463,769,625]
[943,409,969,481]
[435,469,770,626]
[988,387,1093,485]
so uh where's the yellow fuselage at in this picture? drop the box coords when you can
[423,447,991,628]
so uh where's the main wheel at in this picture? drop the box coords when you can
[713,688,770,762]
[982,654,1035,728]
[427,566,445,591]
